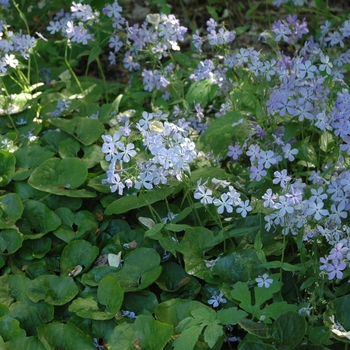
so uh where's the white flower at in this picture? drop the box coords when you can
[256,273,273,288]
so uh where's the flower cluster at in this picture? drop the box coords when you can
[101,110,198,195]
[0,20,36,73]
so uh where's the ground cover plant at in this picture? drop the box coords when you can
[0,0,350,348]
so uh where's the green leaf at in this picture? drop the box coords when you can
[14,145,54,179]
[155,299,212,327]
[27,275,78,306]
[238,318,272,339]
[48,117,104,146]
[0,92,32,115]
[319,131,335,153]
[185,79,218,107]
[271,311,307,349]
[112,247,161,292]
[212,248,262,282]
[177,227,219,284]
[239,341,277,350]
[88,46,102,65]
[69,276,123,320]
[0,150,15,187]
[172,324,204,350]
[204,322,224,348]
[19,236,51,260]
[2,336,45,350]
[123,290,159,314]
[53,208,98,243]
[0,228,23,255]
[105,186,175,215]
[38,322,96,350]
[97,276,124,314]
[28,158,96,198]
[108,315,173,350]
[0,316,26,342]
[60,239,99,275]
[196,112,245,156]
[8,303,43,336]
[0,193,24,229]
[294,140,318,167]
[17,200,61,238]
[58,138,104,168]
[216,307,248,325]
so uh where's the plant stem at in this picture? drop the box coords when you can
[64,44,85,96]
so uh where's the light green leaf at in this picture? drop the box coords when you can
[27,275,78,305]
[217,307,248,325]
[17,200,61,238]
[0,193,24,229]
[105,186,175,215]
[60,239,99,276]
[48,116,104,146]
[28,158,96,198]
[0,150,15,187]
[0,228,23,255]
[108,315,173,350]
[204,322,224,348]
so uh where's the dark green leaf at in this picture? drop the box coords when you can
[0,193,24,229]
[0,150,15,187]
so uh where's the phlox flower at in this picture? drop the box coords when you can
[258,150,278,169]
[256,273,273,288]
[262,189,277,208]
[273,169,291,188]
[327,259,346,280]
[227,144,242,161]
[213,193,233,214]
[275,196,294,217]
[250,164,267,182]
[208,291,227,308]
[306,199,329,221]
[328,243,349,260]
[236,200,252,218]
[194,179,213,205]
[282,143,298,161]
[309,187,327,203]
[116,142,136,163]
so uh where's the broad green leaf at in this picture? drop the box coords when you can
[271,311,306,350]
[48,116,104,146]
[81,266,119,287]
[0,316,26,342]
[53,208,98,243]
[69,276,123,320]
[156,261,201,300]
[0,150,15,187]
[17,200,61,238]
[319,131,334,153]
[38,322,96,350]
[8,304,42,336]
[0,193,24,228]
[0,228,23,255]
[0,93,32,115]
[14,145,54,179]
[212,248,262,282]
[196,112,246,156]
[27,275,78,305]
[28,158,96,198]
[294,140,318,168]
[97,277,124,314]
[105,186,175,215]
[19,236,51,260]
[239,341,277,350]
[108,315,173,350]
[185,79,218,107]
[58,138,104,168]
[309,326,332,346]
[111,247,161,292]
[177,227,219,284]
[217,307,248,325]
[324,294,350,341]
[172,324,204,350]
[238,318,272,339]
[155,299,211,327]
[60,239,99,275]
[2,336,45,350]
[123,290,159,314]
[204,322,224,348]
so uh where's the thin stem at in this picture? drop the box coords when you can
[64,44,85,96]
[96,56,109,103]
